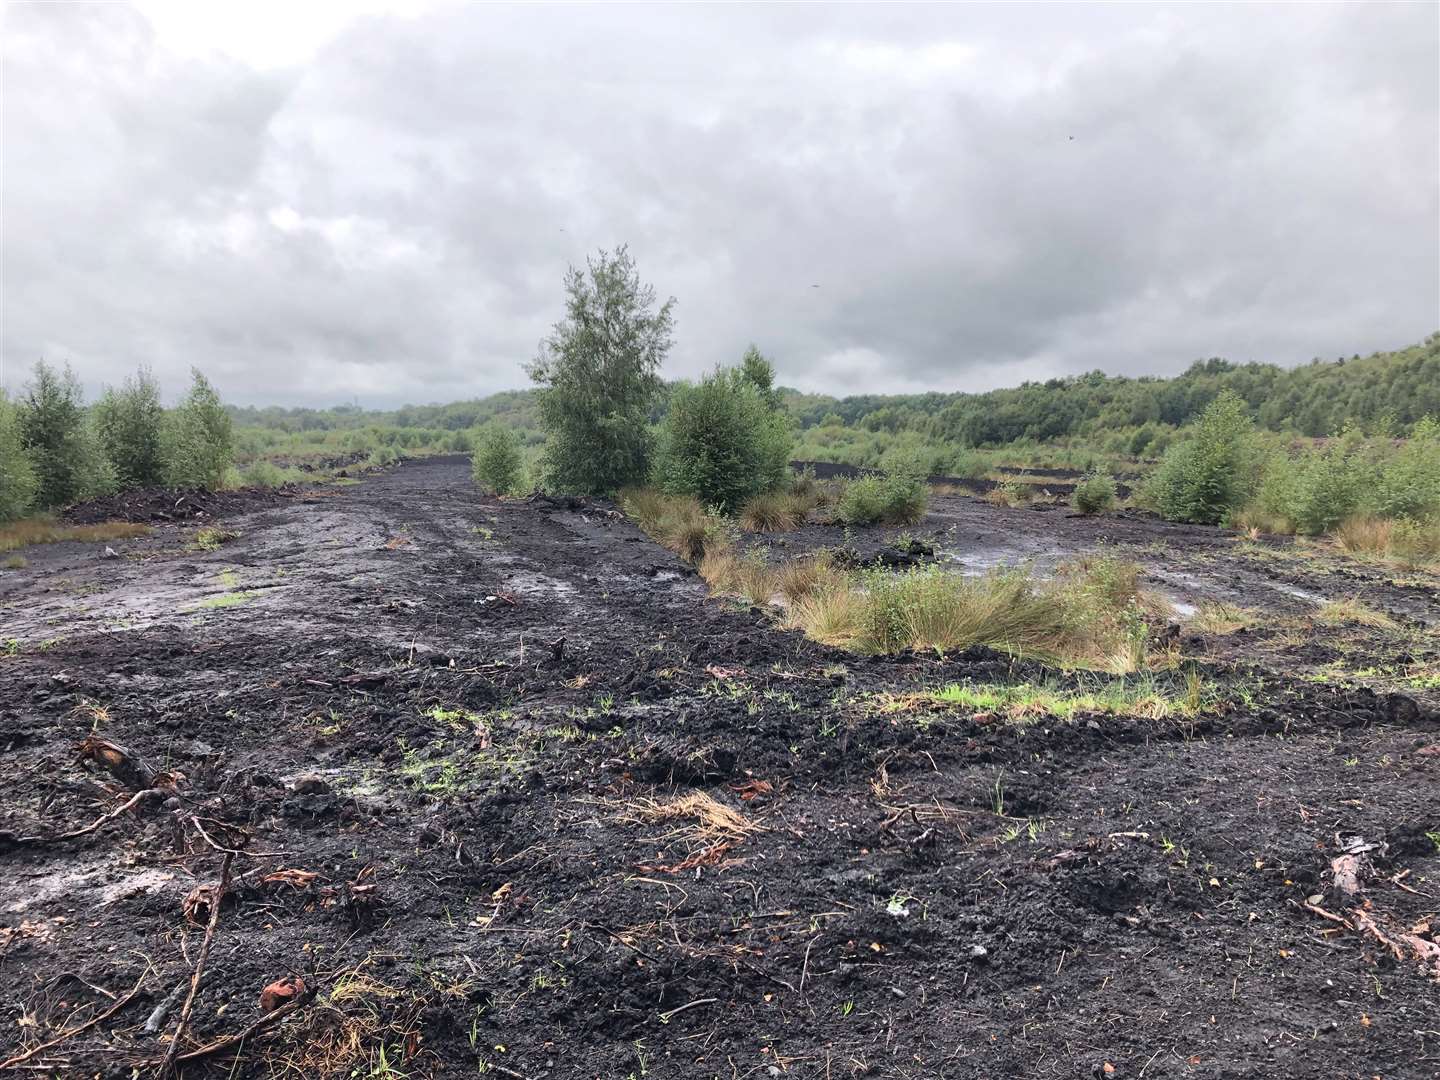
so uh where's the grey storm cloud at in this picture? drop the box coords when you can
[3,2,1436,407]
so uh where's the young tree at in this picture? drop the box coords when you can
[655,366,792,511]
[1145,390,1258,525]
[527,246,675,494]
[95,367,165,487]
[739,345,784,412]
[472,422,523,495]
[18,361,90,508]
[166,369,233,489]
[0,390,38,521]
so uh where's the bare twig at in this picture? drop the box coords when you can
[158,852,233,1077]
[658,997,718,1023]
[0,970,147,1070]
[188,816,287,859]
[10,788,162,845]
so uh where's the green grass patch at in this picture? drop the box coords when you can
[881,671,1212,724]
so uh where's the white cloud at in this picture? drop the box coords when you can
[2,2,1435,408]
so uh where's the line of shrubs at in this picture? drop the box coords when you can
[1,362,234,522]
[1141,391,1440,564]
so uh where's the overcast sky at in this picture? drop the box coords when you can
[3,2,1437,408]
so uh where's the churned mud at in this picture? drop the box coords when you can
[2,456,1437,1078]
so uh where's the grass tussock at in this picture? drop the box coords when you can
[1188,601,1258,635]
[1314,597,1398,629]
[739,491,806,532]
[0,519,151,553]
[194,526,239,551]
[2,555,24,569]
[786,555,1155,671]
[620,488,727,562]
[1333,514,1440,570]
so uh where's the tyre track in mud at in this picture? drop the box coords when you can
[1,457,1437,1079]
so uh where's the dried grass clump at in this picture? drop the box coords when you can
[1335,515,1393,555]
[1188,601,1257,635]
[620,488,729,563]
[1314,597,1398,629]
[622,791,761,844]
[739,491,806,533]
[0,519,151,553]
[785,555,1154,672]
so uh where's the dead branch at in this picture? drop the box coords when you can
[158,852,233,1078]
[0,970,147,1070]
[9,788,163,845]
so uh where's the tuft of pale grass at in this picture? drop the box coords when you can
[1314,597,1398,629]
[773,552,843,604]
[621,488,728,563]
[621,791,761,844]
[785,556,1153,671]
[1232,507,1294,536]
[0,519,151,553]
[1189,601,1257,635]
[739,491,805,532]
[1335,515,1393,556]
[781,578,864,647]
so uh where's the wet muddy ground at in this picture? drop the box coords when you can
[2,456,1437,1078]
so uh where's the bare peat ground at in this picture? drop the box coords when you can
[1,456,1437,1079]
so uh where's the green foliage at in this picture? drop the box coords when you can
[528,246,674,494]
[1071,469,1117,515]
[95,367,165,487]
[17,361,110,508]
[787,334,1440,444]
[1145,391,1257,524]
[835,463,928,526]
[165,369,233,490]
[0,391,38,522]
[1376,416,1440,520]
[1287,427,1373,535]
[472,422,523,495]
[655,365,791,511]
[739,345,784,412]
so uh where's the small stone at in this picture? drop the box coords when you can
[100,546,120,560]
[968,944,989,961]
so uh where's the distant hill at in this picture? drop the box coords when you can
[232,334,1439,441]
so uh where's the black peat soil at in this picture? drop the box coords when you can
[2,457,1437,1079]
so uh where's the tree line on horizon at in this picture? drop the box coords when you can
[226,333,1439,447]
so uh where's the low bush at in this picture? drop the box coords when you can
[0,391,37,522]
[835,465,928,526]
[1071,470,1117,515]
[472,423,523,495]
[983,480,1031,508]
[1287,428,1372,535]
[654,365,791,511]
[1376,416,1440,520]
[238,460,306,488]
